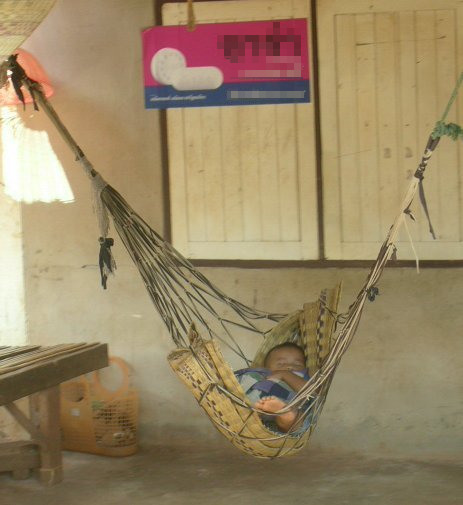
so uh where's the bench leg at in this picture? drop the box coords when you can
[29,386,63,485]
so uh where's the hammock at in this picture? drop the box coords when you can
[100,181,343,458]
[7,56,463,458]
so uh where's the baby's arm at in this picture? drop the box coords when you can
[267,370,308,392]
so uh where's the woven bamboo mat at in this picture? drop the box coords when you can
[0,0,56,60]
[0,343,102,376]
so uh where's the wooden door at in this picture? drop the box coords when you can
[318,0,463,259]
[163,0,319,260]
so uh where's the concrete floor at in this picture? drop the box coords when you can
[1,443,462,505]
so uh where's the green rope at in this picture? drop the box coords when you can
[431,121,463,141]
[440,71,463,122]
[431,71,463,140]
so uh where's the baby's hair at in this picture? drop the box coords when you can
[264,342,306,366]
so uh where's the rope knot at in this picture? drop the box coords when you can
[414,167,425,180]
[7,53,40,111]
[366,286,379,302]
[403,207,415,221]
[432,120,463,141]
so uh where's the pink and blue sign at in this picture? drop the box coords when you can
[142,19,310,109]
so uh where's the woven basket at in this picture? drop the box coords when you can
[0,1,56,60]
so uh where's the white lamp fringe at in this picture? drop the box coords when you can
[1,106,74,203]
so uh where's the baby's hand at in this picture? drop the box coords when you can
[268,370,292,381]
[267,370,308,392]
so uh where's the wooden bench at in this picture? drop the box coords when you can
[0,343,108,485]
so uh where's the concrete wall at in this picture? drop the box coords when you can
[6,0,462,460]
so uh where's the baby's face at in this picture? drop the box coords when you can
[265,347,306,372]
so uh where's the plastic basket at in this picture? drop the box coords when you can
[60,357,138,456]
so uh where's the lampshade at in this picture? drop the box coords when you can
[0,48,54,106]
[0,50,73,204]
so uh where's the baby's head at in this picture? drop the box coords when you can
[264,342,306,372]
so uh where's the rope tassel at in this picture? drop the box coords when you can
[417,177,436,240]
[99,237,116,289]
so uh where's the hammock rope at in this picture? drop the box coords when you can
[10,56,463,457]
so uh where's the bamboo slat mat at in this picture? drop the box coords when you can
[0,346,41,360]
[0,343,101,376]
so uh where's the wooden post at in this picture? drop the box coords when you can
[29,386,63,485]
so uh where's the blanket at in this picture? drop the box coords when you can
[234,367,310,405]
[234,367,312,434]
